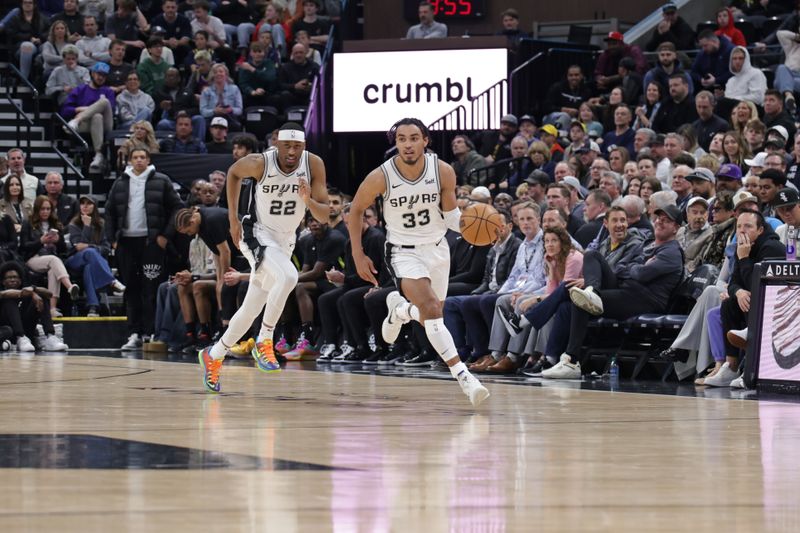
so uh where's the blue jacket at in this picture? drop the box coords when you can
[691,37,734,88]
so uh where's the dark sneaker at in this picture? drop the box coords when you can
[498,306,524,336]
[378,344,404,365]
[658,347,689,363]
[430,358,449,372]
[400,350,436,367]
[340,348,368,364]
[521,357,553,377]
[362,349,385,365]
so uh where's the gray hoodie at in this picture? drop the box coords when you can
[45,64,90,98]
[725,45,767,106]
[116,89,155,124]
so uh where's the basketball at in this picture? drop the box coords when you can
[460,203,503,246]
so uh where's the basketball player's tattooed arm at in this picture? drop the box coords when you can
[301,154,330,223]
[348,168,386,285]
[225,153,264,249]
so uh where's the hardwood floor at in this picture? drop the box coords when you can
[0,354,797,532]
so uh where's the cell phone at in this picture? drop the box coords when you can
[48,229,59,234]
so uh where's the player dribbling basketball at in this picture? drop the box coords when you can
[347,118,490,406]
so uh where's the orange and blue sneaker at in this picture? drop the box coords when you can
[199,347,223,393]
[252,336,281,373]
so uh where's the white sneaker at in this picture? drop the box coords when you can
[89,152,105,171]
[541,354,582,379]
[727,328,748,350]
[456,369,490,407]
[43,334,68,351]
[568,286,604,316]
[703,362,739,387]
[66,119,79,131]
[316,343,336,362]
[111,280,126,294]
[331,343,354,363]
[68,284,80,301]
[16,335,35,352]
[730,375,747,389]
[382,291,408,344]
[121,333,142,351]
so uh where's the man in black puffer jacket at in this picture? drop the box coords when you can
[105,147,183,350]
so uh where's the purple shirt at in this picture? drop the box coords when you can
[61,84,116,118]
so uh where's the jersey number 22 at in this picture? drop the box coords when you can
[269,200,297,216]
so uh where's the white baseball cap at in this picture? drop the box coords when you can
[210,117,228,128]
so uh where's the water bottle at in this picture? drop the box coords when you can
[787,225,797,261]
[609,355,619,391]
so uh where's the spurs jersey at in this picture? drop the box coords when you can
[381,152,447,246]
[248,149,309,243]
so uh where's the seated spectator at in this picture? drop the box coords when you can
[205,117,231,154]
[602,105,635,156]
[253,2,288,58]
[599,171,623,203]
[594,31,646,92]
[41,20,71,75]
[197,181,219,207]
[138,28,175,66]
[553,204,684,378]
[66,194,124,316]
[677,196,711,260]
[724,46,766,107]
[406,1,447,39]
[105,38,134,94]
[479,225,584,374]
[191,0,227,50]
[150,0,192,65]
[294,30,321,66]
[118,120,160,168]
[692,91,729,152]
[153,67,206,140]
[159,111,208,154]
[538,125,564,163]
[284,211,346,359]
[590,86,625,134]
[43,172,77,227]
[51,0,85,41]
[253,24,281,67]
[544,65,592,120]
[763,90,797,145]
[743,119,765,157]
[451,135,486,186]
[45,44,90,106]
[776,24,800,117]
[75,15,110,66]
[575,190,612,249]
[522,142,554,187]
[475,114,517,165]
[231,133,258,161]
[617,57,643,106]
[326,187,346,236]
[116,70,155,130]
[645,2,696,52]
[774,188,800,242]
[691,30,734,92]
[238,42,284,108]
[183,31,222,70]
[688,189,736,272]
[687,166,716,202]
[633,82,665,131]
[78,0,113,25]
[716,162,744,192]
[608,146,630,174]
[578,102,604,140]
[715,7,746,47]
[0,261,66,352]
[200,63,244,131]
[136,37,169,94]
[644,43,694,100]
[62,61,116,172]
[278,43,320,107]
[496,7,528,48]
[291,0,329,52]
[20,195,80,316]
[708,210,784,386]
[722,131,751,173]
[104,0,148,63]
[216,0,257,54]
[759,168,788,218]
[618,194,654,239]
[8,0,49,80]
[652,74,698,134]
[0,175,33,234]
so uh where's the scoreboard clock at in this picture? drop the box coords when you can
[405,0,487,21]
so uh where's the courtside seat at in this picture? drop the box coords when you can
[662,314,688,328]
[629,314,665,328]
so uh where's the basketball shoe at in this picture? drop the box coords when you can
[199,347,223,393]
[252,336,281,372]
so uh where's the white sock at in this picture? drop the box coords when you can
[424,318,459,365]
[259,323,275,341]
[396,302,420,323]
[209,339,231,361]
[449,361,468,379]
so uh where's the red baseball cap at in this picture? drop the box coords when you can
[605,31,624,42]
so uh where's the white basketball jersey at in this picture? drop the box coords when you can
[254,149,309,238]
[382,152,446,246]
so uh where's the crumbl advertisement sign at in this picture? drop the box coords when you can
[333,48,507,132]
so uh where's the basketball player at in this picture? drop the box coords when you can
[348,118,490,406]
[199,122,329,392]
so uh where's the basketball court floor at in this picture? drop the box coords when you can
[1,351,799,532]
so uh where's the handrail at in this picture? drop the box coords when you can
[53,112,89,151]
[428,78,508,132]
[7,63,40,122]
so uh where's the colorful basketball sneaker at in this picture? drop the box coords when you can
[252,336,281,372]
[199,347,223,393]
[274,336,291,355]
[283,334,318,361]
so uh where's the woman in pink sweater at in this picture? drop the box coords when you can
[511,226,584,375]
